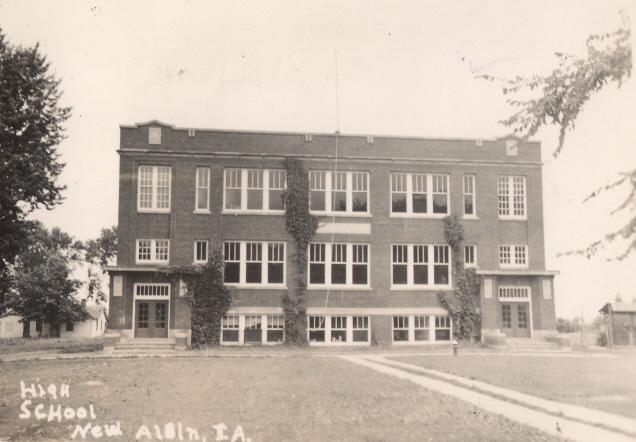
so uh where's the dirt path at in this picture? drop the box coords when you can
[341,355,636,442]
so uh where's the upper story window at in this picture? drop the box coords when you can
[498,176,526,219]
[223,169,286,213]
[463,175,476,217]
[499,245,528,268]
[136,239,169,264]
[223,241,286,287]
[138,166,171,212]
[194,240,208,264]
[309,171,369,216]
[308,243,369,288]
[390,173,449,216]
[464,245,477,268]
[195,168,210,212]
[391,244,451,288]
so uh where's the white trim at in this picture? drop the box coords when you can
[223,240,287,288]
[391,314,452,344]
[131,283,171,339]
[222,168,286,214]
[390,244,452,290]
[308,170,371,216]
[195,167,210,212]
[499,244,529,269]
[389,172,450,218]
[497,175,527,220]
[498,286,533,338]
[307,315,371,346]
[463,174,476,217]
[135,239,170,265]
[137,165,171,212]
[464,244,477,269]
[307,242,371,290]
[193,240,209,264]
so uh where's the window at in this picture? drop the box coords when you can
[517,305,529,329]
[393,316,409,342]
[435,315,451,340]
[136,239,169,264]
[194,240,208,263]
[222,315,240,342]
[499,245,528,268]
[135,284,170,297]
[463,175,476,216]
[137,166,171,212]
[223,169,286,212]
[498,176,526,219]
[244,315,262,343]
[307,243,370,288]
[391,244,450,288]
[464,245,477,268]
[223,241,286,286]
[390,173,449,216]
[330,316,347,342]
[414,316,429,341]
[308,170,370,215]
[267,315,285,343]
[352,316,369,342]
[498,286,530,301]
[195,167,210,212]
[308,316,326,342]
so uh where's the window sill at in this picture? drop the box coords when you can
[462,215,479,220]
[309,211,372,218]
[307,285,373,291]
[499,265,529,270]
[390,285,452,291]
[193,210,211,215]
[137,209,171,214]
[135,261,170,266]
[222,210,285,216]
[224,284,287,290]
[498,216,527,221]
[308,341,370,347]
[389,213,449,219]
[392,340,444,345]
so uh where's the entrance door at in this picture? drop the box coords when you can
[135,300,168,338]
[501,303,531,338]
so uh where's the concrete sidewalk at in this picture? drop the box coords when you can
[342,354,636,442]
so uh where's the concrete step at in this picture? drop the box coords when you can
[114,339,176,351]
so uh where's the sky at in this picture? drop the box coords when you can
[1,0,635,320]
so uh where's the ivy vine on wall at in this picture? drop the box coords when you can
[166,249,232,348]
[437,215,482,341]
[282,157,319,345]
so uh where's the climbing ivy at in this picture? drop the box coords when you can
[166,249,232,348]
[282,157,319,345]
[437,215,482,341]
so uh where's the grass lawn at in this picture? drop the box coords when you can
[391,352,636,420]
[0,337,118,355]
[0,356,561,441]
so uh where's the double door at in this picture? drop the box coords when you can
[501,302,531,338]
[135,300,168,338]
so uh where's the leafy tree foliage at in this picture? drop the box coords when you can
[168,249,232,348]
[482,17,634,259]
[83,226,118,303]
[0,29,71,289]
[5,222,87,326]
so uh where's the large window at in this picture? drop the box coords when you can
[463,175,476,217]
[267,315,285,343]
[391,244,450,288]
[390,173,449,216]
[392,314,451,343]
[499,245,528,268]
[221,315,240,343]
[223,168,286,213]
[306,315,370,345]
[220,315,285,345]
[138,166,171,212]
[498,176,526,219]
[136,239,169,264]
[195,167,210,212]
[435,316,451,341]
[309,171,369,215]
[223,241,286,286]
[308,243,370,288]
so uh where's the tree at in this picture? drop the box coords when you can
[0,29,71,292]
[5,223,87,329]
[481,14,633,259]
[83,226,118,303]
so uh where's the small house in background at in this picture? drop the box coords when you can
[599,302,636,346]
[0,313,24,338]
[60,304,108,339]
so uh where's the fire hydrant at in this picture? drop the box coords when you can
[452,339,459,356]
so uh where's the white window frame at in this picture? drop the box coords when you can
[222,168,286,214]
[194,240,209,264]
[390,173,450,217]
[308,170,370,217]
[464,244,477,268]
[392,314,451,344]
[499,245,529,269]
[390,244,452,289]
[135,239,170,264]
[194,167,210,213]
[463,174,477,218]
[222,241,286,288]
[137,166,171,213]
[307,243,371,289]
[306,315,371,346]
[498,176,527,220]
